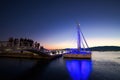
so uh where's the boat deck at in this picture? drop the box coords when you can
[63,53,91,59]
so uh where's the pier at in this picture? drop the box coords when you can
[0,47,64,60]
[0,38,64,60]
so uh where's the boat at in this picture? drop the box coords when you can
[63,23,91,59]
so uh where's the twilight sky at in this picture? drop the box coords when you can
[0,0,120,49]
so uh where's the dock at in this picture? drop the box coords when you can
[0,52,62,60]
[0,48,63,60]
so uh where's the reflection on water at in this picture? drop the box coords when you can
[0,52,120,80]
[16,60,50,80]
[65,59,92,80]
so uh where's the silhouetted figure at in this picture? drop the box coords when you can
[40,46,44,52]
[8,37,14,47]
[35,42,37,49]
[30,39,34,47]
[14,38,19,47]
[21,50,23,53]
[20,38,23,47]
[37,43,40,49]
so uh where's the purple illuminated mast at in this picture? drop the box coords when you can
[63,23,91,59]
[77,23,81,51]
[77,23,90,52]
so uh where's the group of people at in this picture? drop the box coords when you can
[34,41,40,49]
[8,37,41,49]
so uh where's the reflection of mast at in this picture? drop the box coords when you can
[66,60,92,80]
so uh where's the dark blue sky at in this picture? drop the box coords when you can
[0,0,120,49]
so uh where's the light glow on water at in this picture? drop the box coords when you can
[65,59,92,80]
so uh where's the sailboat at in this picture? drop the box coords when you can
[63,24,91,59]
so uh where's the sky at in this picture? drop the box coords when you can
[0,0,120,49]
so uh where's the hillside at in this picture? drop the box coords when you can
[90,46,120,51]
[64,46,120,51]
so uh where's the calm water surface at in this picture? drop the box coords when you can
[0,51,120,80]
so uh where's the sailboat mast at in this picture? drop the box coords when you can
[77,24,81,51]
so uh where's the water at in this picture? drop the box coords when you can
[0,51,120,80]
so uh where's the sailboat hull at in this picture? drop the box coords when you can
[63,53,91,59]
[63,24,92,59]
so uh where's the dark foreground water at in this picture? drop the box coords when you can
[0,52,120,80]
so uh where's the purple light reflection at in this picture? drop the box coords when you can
[65,59,92,80]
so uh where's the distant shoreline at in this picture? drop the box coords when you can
[90,46,120,51]
[64,46,120,51]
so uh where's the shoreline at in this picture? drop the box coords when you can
[0,52,62,60]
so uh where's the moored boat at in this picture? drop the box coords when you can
[63,23,91,59]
